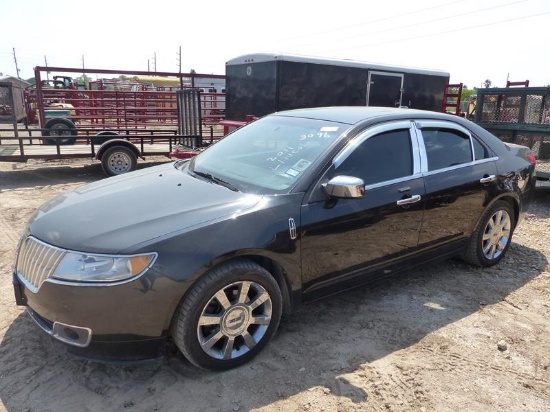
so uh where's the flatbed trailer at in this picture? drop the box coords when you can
[0,68,226,176]
[0,123,223,175]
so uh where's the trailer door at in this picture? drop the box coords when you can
[367,71,404,108]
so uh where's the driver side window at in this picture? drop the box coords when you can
[335,129,413,185]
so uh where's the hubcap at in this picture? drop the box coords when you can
[108,152,131,173]
[481,209,511,260]
[197,280,272,360]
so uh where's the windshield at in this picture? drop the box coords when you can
[189,115,346,194]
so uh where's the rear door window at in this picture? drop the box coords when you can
[421,128,473,171]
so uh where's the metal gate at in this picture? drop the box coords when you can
[176,89,203,148]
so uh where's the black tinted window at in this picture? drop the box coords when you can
[472,136,489,160]
[335,129,412,185]
[422,128,472,171]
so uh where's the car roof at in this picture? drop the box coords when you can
[270,106,457,125]
[270,106,510,157]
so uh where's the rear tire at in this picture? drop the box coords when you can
[172,259,282,371]
[100,146,137,176]
[462,200,515,267]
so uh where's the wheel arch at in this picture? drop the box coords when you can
[165,253,297,337]
[95,139,142,161]
[489,193,520,228]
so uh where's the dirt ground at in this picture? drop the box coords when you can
[0,157,549,412]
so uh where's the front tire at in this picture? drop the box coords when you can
[462,200,515,267]
[172,259,282,371]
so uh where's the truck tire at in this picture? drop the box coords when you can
[101,146,138,176]
[42,118,77,145]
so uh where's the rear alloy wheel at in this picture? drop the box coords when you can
[463,200,515,267]
[172,259,282,371]
[101,146,137,176]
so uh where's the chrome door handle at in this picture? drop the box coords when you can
[480,175,497,184]
[396,194,421,206]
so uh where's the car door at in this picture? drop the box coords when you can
[414,120,498,249]
[300,121,425,298]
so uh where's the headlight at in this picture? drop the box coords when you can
[52,252,157,283]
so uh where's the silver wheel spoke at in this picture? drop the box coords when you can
[248,291,269,311]
[238,281,251,304]
[242,331,257,350]
[495,211,503,226]
[250,315,271,325]
[201,330,224,351]
[214,290,232,310]
[222,337,236,359]
[198,314,223,326]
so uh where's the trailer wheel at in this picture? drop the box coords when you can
[101,146,138,176]
[42,118,77,145]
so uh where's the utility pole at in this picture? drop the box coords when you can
[82,55,85,77]
[12,48,21,79]
[148,59,150,72]
[44,56,50,81]
[153,52,157,72]
[178,46,182,73]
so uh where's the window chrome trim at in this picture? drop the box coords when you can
[333,121,418,171]
[364,173,423,191]
[421,156,499,177]
[414,120,478,171]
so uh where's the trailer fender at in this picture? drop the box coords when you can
[42,118,77,145]
[92,130,119,145]
[96,140,142,176]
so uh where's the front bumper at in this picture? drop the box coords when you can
[13,271,175,363]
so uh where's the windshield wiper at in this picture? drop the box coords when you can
[192,170,239,192]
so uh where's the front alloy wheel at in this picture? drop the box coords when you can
[172,259,282,370]
[197,280,272,361]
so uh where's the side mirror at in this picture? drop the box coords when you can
[323,175,365,199]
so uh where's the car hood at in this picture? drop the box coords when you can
[27,163,263,253]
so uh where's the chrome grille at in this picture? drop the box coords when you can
[16,237,66,293]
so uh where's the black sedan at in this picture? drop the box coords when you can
[13,107,536,371]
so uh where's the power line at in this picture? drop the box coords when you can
[331,11,550,53]
[328,0,528,43]
[276,0,468,43]
[276,0,528,51]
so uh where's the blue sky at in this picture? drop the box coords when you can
[1,0,549,88]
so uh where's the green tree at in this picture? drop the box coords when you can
[483,79,492,88]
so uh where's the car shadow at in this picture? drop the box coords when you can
[0,239,546,411]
